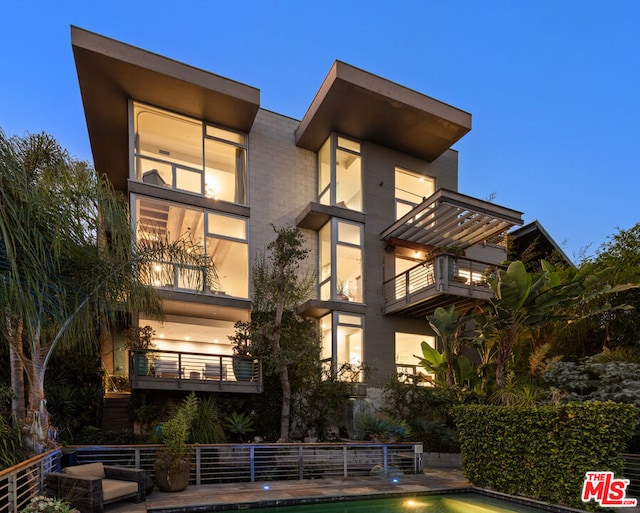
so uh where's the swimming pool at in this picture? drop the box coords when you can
[246,493,571,512]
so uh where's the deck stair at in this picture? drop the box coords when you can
[101,392,132,432]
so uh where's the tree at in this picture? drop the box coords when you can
[0,130,213,450]
[248,225,317,441]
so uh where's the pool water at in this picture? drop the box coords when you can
[251,493,552,512]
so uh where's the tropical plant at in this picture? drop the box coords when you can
[355,413,412,442]
[426,306,472,388]
[474,260,635,389]
[224,412,255,442]
[189,396,225,444]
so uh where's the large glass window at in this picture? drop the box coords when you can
[320,312,364,381]
[395,167,435,219]
[318,219,363,302]
[317,135,362,212]
[134,195,248,297]
[396,332,435,381]
[133,103,247,205]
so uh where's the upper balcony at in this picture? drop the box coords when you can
[383,253,501,318]
[129,349,262,394]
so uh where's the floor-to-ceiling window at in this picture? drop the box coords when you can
[134,195,248,297]
[318,135,362,212]
[320,312,364,381]
[318,219,363,302]
[133,102,248,205]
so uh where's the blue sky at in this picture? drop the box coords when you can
[2,1,639,261]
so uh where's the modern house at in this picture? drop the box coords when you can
[71,26,527,396]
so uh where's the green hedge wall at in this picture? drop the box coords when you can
[452,401,638,510]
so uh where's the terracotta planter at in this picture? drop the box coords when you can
[154,457,190,492]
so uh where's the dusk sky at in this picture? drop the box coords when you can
[2,1,638,262]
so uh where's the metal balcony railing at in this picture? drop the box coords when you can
[130,349,262,393]
[383,253,501,318]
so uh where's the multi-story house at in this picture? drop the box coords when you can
[71,26,525,396]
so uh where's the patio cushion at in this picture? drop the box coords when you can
[62,462,106,478]
[102,478,138,501]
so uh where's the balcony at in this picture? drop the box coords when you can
[383,254,501,318]
[129,349,262,394]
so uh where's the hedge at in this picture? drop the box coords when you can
[452,401,638,510]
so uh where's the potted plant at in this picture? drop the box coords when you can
[335,279,352,301]
[124,325,156,376]
[154,392,198,492]
[228,321,254,381]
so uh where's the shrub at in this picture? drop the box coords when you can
[22,495,79,513]
[452,401,638,510]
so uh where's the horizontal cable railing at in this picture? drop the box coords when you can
[0,449,60,513]
[67,443,423,484]
[130,349,261,384]
[383,254,500,307]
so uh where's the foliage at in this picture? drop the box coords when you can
[291,362,367,441]
[0,129,216,446]
[224,412,255,442]
[123,325,156,350]
[0,414,23,469]
[381,377,464,452]
[582,222,640,352]
[416,339,479,392]
[426,306,474,389]
[228,321,252,356]
[45,346,103,443]
[544,357,640,407]
[452,402,639,510]
[21,495,79,513]
[189,396,225,444]
[247,225,317,441]
[155,392,198,473]
[474,260,635,389]
[72,425,142,445]
[355,413,412,442]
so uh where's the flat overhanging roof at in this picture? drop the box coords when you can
[295,61,471,161]
[71,26,260,190]
[381,189,523,249]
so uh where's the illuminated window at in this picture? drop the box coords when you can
[320,312,364,381]
[134,195,248,297]
[133,103,247,205]
[318,219,363,302]
[394,167,435,220]
[395,332,435,382]
[318,135,362,212]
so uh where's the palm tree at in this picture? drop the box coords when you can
[0,130,215,450]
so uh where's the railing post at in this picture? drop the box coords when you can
[404,272,410,303]
[9,471,16,513]
[134,447,141,469]
[343,446,348,478]
[298,446,304,480]
[250,446,255,482]
[383,445,388,475]
[195,447,201,485]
